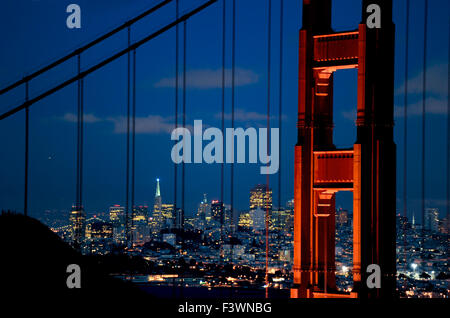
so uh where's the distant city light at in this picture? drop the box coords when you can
[411,263,418,270]
[342,266,349,273]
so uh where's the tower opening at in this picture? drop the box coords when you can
[335,191,354,292]
[332,69,358,149]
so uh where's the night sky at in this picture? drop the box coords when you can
[0,0,448,223]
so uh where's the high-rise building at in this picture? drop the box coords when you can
[109,205,124,225]
[130,205,149,244]
[222,203,235,234]
[250,184,272,212]
[238,212,251,228]
[153,178,162,225]
[109,204,127,243]
[438,216,449,234]
[109,204,126,242]
[425,208,439,232]
[250,207,266,232]
[271,208,292,232]
[161,203,175,228]
[175,207,184,229]
[151,178,175,232]
[132,223,150,245]
[132,205,149,224]
[285,199,294,232]
[69,205,86,243]
[211,200,224,223]
[197,194,211,221]
[337,209,349,226]
[86,220,113,239]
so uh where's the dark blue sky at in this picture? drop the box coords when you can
[0,0,448,222]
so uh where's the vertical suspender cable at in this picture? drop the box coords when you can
[230,0,235,243]
[126,26,131,245]
[75,53,83,245]
[265,0,271,300]
[174,0,179,228]
[447,23,450,230]
[403,0,410,267]
[76,55,80,212]
[24,81,29,217]
[80,78,84,213]
[181,18,187,297]
[132,49,136,228]
[421,0,428,248]
[221,0,226,247]
[182,20,187,230]
[173,2,179,293]
[278,0,283,221]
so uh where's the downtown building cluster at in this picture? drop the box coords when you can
[46,180,448,297]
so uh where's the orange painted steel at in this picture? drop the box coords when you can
[291,0,396,299]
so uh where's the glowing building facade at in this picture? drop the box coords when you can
[249,184,272,213]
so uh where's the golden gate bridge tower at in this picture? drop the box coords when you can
[291,0,396,298]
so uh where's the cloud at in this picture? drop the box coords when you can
[340,96,447,121]
[107,115,174,134]
[221,109,267,121]
[62,112,103,123]
[395,63,448,97]
[154,68,259,89]
[214,108,284,122]
[394,97,448,117]
[60,112,197,135]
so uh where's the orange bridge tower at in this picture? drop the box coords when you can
[291,0,396,298]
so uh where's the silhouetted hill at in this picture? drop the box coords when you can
[0,212,146,299]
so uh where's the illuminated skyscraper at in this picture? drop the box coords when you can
[238,212,251,228]
[108,205,125,243]
[249,207,266,232]
[69,205,86,244]
[249,184,272,212]
[439,216,449,234]
[131,205,149,244]
[132,205,149,225]
[151,178,175,231]
[337,209,349,226]
[197,194,210,221]
[86,219,113,239]
[161,203,175,228]
[153,178,162,225]
[271,208,292,232]
[211,200,224,223]
[425,208,439,232]
[109,204,124,225]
